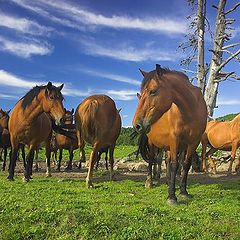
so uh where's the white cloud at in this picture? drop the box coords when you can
[0,69,137,101]
[0,36,52,58]
[80,68,140,86]
[80,40,179,62]
[10,0,187,34]
[0,12,52,35]
[0,93,18,99]
[106,90,137,101]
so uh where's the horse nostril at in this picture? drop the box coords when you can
[135,123,142,132]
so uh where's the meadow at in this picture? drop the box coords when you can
[0,168,239,240]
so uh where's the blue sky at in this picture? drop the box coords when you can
[0,0,239,126]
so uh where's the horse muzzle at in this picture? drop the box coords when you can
[133,120,151,134]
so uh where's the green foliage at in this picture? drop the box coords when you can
[216,113,239,121]
[116,127,138,146]
[0,173,239,240]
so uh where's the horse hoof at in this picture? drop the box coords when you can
[65,167,72,171]
[180,193,192,199]
[7,176,14,181]
[110,174,116,181]
[46,173,52,178]
[167,198,178,205]
[145,178,153,188]
[23,177,30,182]
[86,180,94,188]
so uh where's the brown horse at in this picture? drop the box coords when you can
[7,82,65,181]
[133,64,207,204]
[55,108,78,171]
[95,147,109,170]
[201,115,240,174]
[0,109,26,170]
[75,95,121,188]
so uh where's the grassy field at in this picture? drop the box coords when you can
[34,145,138,162]
[0,171,239,240]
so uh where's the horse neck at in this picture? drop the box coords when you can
[169,79,198,120]
[21,91,45,124]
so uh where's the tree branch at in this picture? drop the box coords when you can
[216,49,240,73]
[222,42,240,50]
[214,72,240,82]
[225,2,240,15]
[220,49,240,62]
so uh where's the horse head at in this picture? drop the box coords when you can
[0,109,11,129]
[133,64,173,133]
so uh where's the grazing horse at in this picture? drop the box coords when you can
[0,109,26,170]
[201,115,240,174]
[55,108,78,171]
[75,95,121,188]
[133,64,207,204]
[7,82,65,181]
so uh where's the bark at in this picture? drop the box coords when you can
[204,0,227,117]
[197,0,206,93]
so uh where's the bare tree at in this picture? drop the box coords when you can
[181,0,240,116]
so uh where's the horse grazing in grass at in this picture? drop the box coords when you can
[55,108,78,171]
[133,64,207,204]
[0,109,26,171]
[7,82,66,181]
[201,114,240,174]
[75,95,121,188]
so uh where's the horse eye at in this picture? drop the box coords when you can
[150,89,158,96]
[49,95,55,100]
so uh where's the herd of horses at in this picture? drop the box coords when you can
[0,64,239,204]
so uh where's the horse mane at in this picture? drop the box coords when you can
[20,86,46,110]
[140,67,189,91]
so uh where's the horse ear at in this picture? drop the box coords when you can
[137,93,141,99]
[47,82,52,90]
[58,84,64,91]
[71,108,74,114]
[156,64,163,77]
[64,108,66,112]
[139,68,147,77]
[6,109,11,114]
[117,108,122,113]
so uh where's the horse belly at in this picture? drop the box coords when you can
[208,130,232,149]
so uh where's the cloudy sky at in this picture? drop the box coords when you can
[0,0,239,126]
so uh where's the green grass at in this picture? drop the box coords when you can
[0,172,239,240]
[34,145,137,162]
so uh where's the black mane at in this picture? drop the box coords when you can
[21,86,45,110]
[140,67,188,91]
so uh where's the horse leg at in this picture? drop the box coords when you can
[165,151,171,185]
[23,146,35,182]
[167,144,179,205]
[66,149,73,170]
[2,147,7,171]
[155,150,163,184]
[34,149,39,172]
[95,153,100,170]
[57,149,62,171]
[145,145,154,188]
[109,144,116,181]
[201,137,208,173]
[7,138,19,181]
[235,154,240,174]
[206,147,217,174]
[78,142,85,169]
[21,146,26,170]
[228,144,237,174]
[180,144,198,198]
[45,141,52,177]
[86,142,99,188]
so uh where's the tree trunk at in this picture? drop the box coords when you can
[197,0,206,93]
[204,0,227,117]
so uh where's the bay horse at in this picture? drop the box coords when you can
[0,109,25,171]
[133,64,207,204]
[201,114,240,174]
[55,108,78,171]
[75,95,121,188]
[7,82,66,181]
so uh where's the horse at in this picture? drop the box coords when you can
[95,147,109,170]
[133,64,207,204]
[75,95,121,188]
[55,108,78,171]
[201,114,240,174]
[0,109,26,171]
[7,82,66,181]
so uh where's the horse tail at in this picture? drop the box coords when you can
[82,100,98,136]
